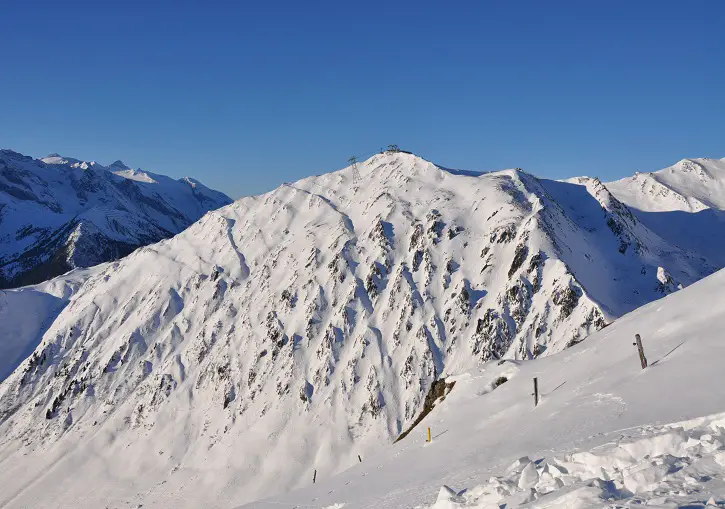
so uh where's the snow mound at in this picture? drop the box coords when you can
[430,413,725,508]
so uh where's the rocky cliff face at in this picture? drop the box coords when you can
[0,149,232,288]
[0,152,715,507]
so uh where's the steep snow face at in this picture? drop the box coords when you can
[0,149,232,288]
[0,269,91,382]
[607,157,725,266]
[0,152,717,508]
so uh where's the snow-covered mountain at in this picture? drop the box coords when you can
[0,149,232,288]
[0,151,721,508]
[606,157,725,267]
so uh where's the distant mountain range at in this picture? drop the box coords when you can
[0,149,232,288]
[0,151,723,508]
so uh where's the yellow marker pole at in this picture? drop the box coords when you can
[427,427,431,442]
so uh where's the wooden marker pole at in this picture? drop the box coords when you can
[427,427,431,442]
[358,455,362,463]
[533,377,539,407]
[633,334,648,369]
[313,469,317,484]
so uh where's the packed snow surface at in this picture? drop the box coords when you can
[428,414,725,508]
[0,152,724,509]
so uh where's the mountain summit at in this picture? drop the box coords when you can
[108,159,130,170]
[0,150,719,507]
[606,157,725,266]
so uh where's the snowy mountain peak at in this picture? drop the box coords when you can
[114,168,158,183]
[108,159,130,170]
[40,153,83,166]
[606,156,725,267]
[180,176,200,188]
[1,149,34,162]
[41,154,131,172]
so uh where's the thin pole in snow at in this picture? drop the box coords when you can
[358,455,362,462]
[533,377,539,407]
[633,334,648,369]
[427,427,431,442]
[313,469,317,484]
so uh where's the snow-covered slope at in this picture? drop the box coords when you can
[0,268,93,382]
[251,266,725,509]
[607,157,725,266]
[0,149,232,288]
[0,152,720,508]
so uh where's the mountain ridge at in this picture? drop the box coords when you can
[0,150,722,508]
[0,148,232,288]
[606,156,725,267]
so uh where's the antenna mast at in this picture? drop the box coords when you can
[348,156,361,186]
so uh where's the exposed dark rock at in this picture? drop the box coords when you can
[394,378,455,443]
[471,309,512,361]
[552,285,581,319]
[490,224,516,244]
[508,243,528,278]
[447,225,464,239]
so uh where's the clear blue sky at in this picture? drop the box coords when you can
[2,1,724,198]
